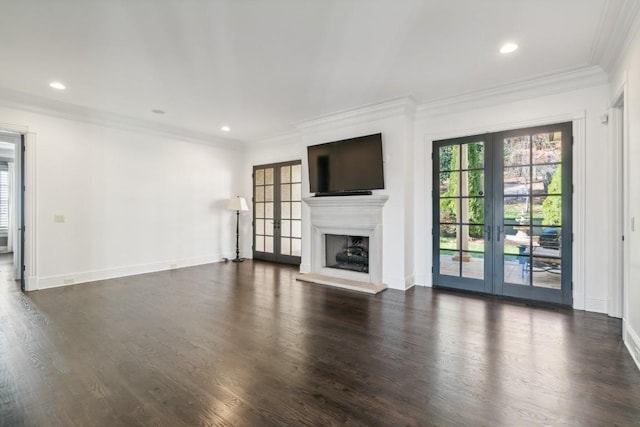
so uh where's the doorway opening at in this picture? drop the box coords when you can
[611,91,626,319]
[0,130,25,291]
[252,161,302,265]
[433,122,573,305]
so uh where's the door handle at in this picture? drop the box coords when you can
[486,225,491,242]
[496,226,501,242]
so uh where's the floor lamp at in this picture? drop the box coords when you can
[228,196,249,262]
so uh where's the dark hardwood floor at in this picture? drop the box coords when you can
[1,259,639,426]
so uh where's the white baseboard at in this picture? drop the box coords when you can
[299,263,311,274]
[35,254,224,290]
[584,297,607,314]
[385,277,404,290]
[414,274,430,287]
[624,320,640,372]
[385,275,415,290]
[404,275,416,290]
[572,291,585,310]
[24,276,37,292]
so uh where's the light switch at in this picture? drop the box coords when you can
[54,214,65,223]
[632,217,636,232]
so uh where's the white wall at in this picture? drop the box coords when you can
[413,84,611,313]
[0,105,243,290]
[610,23,640,367]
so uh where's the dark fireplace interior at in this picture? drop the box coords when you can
[325,234,369,273]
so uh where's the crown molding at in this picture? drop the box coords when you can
[416,66,608,119]
[591,0,640,72]
[0,87,245,151]
[244,129,302,148]
[293,95,418,135]
[248,63,605,144]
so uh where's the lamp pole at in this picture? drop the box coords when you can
[228,196,248,263]
[233,208,243,262]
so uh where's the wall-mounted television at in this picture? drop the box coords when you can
[307,133,384,196]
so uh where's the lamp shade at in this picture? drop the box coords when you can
[228,196,249,211]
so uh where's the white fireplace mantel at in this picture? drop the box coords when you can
[297,195,389,294]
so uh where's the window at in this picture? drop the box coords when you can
[0,162,9,232]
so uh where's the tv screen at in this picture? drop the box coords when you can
[307,133,384,195]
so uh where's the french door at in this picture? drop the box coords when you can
[433,122,572,305]
[253,161,302,265]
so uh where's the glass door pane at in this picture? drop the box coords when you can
[278,163,302,258]
[497,124,572,305]
[434,138,491,293]
[254,166,275,257]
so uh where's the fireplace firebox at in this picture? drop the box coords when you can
[325,234,369,273]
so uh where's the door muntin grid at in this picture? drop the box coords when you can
[436,140,487,283]
[434,122,572,305]
[501,130,566,291]
[253,161,302,264]
[279,163,302,257]
[254,166,275,254]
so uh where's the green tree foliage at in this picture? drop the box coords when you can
[440,145,457,224]
[542,165,562,225]
[440,144,484,237]
[439,145,453,172]
[467,145,484,237]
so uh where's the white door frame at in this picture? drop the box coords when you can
[609,82,629,320]
[424,110,587,309]
[0,122,37,291]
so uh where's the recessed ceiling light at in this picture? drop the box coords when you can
[500,42,518,54]
[221,126,231,132]
[151,109,165,115]
[49,81,66,90]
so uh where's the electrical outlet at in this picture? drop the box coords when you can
[54,214,65,223]
[170,263,178,269]
[63,278,74,285]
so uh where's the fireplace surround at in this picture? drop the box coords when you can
[297,195,388,294]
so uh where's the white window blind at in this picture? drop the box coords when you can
[0,163,9,231]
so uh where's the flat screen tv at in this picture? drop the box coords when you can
[307,133,384,196]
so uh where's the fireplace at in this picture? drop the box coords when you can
[325,234,369,273]
[298,195,388,294]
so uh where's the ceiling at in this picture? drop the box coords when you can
[0,0,628,143]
